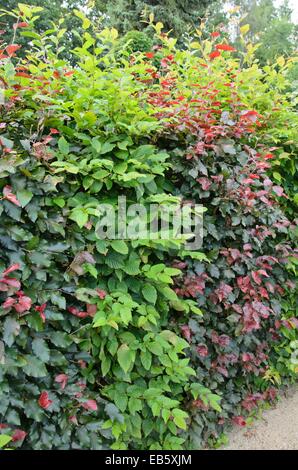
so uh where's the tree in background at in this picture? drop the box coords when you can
[92,0,215,36]
[229,0,298,63]
[1,0,297,63]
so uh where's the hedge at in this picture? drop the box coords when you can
[0,5,297,450]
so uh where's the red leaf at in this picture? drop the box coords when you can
[272,185,284,197]
[209,50,221,60]
[3,186,21,206]
[64,70,75,77]
[67,306,89,318]
[180,325,191,342]
[69,415,78,425]
[196,344,209,357]
[251,271,261,285]
[55,374,68,390]
[215,44,236,52]
[232,416,246,426]
[6,44,21,56]
[38,391,52,409]
[145,52,154,59]
[2,297,15,309]
[242,352,252,362]
[259,287,269,299]
[15,72,31,78]
[49,128,60,134]
[12,429,27,442]
[53,70,60,79]
[211,32,220,38]
[96,289,107,299]
[241,110,259,122]
[2,263,20,276]
[14,295,32,313]
[0,277,21,289]
[35,303,47,322]
[197,177,212,190]
[86,303,97,316]
[13,22,29,29]
[81,399,97,411]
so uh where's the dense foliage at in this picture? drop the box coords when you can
[136,23,298,447]
[0,5,297,450]
[92,0,215,36]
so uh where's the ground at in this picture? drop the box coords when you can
[224,386,298,450]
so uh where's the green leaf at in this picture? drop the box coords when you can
[209,394,222,412]
[23,355,48,377]
[128,397,142,415]
[3,318,20,347]
[93,169,109,180]
[147,341,163,356]
[32,338,50,362]
[117,344,134,373]
[58,136,70,155]
[114,394,128,412]
[84,263,98,279]
[50,292,66,310]
[49,332,72,347]
[142,284,157,304]
[53,197,65,208]
[100,142,115,154]
[160,286,178,302]
[0,435,12,448]
[16,189,33,207]
[69,208,88,228]
[74,9,91,29]
[91,138,102,153]
[5,409,20,426]
[111,240,129,255]
[240,24,250,35]
[101,355,111,376]
[140,350,152,370]
[172,409,188,430]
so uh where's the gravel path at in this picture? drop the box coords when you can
[223,386,298,450]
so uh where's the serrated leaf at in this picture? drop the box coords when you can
[111,240,128,255]
[114,393,128,412]
[50,292,66,310]
[0,435,12,448]
[101,355,111,376]
[142,284,157,304]
[69,208,88,228]
[140,350,152,370]
[117,344,134,373]
[32,338,50,362]
[161,286,178,302]
[23,355,47,377]
[16,189,33,207]
[49,332,72,347]
[58,136,70,154]
[3,317,20,347]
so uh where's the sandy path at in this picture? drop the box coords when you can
[223,386,298,450]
